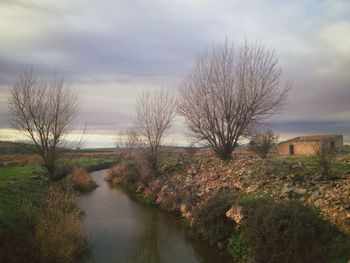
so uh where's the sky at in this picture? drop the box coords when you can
[0,0,349,147]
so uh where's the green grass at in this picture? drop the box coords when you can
[66,157,116,167]
[0,156,116,231]
[270,154,350,178]
[0,155,115,262]
[0,164,44,187]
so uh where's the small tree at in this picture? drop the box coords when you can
[178,40,290,160]
[132,89,176,174]
[314,144,335,180]
[8,68,79,180]
[251,129,278,159]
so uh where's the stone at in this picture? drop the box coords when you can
[217,242,224,250]
[280,186,294,198]
[310,191,321,200]
[226,205,244,225]
[290,173,303,183]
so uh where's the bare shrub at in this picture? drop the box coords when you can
[106,160,150,187]
[131,89,176,175]
[314,144,335,180]
[34,186,86,263]
[66,167,97,192]
[178,40,290,160]
[185,143,197,159]
[250,129,278,159]
[105,162,126,183]
[8,68,81,180]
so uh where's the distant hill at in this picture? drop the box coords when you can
[0,141,37,154]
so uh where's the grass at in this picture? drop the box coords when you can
[0,163,43,187]
[65,167,97,192]
[0,154,116,262]
[270,154,350,178]
[239,197,344,263]
[0,155,115,212]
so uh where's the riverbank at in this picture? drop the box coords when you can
[0,155,116,263]
[107,150,350,262]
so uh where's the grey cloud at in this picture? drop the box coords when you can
[0,0,350,145]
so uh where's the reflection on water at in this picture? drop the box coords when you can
[78,170,231,263]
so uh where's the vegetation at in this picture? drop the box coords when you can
[129,89,176,175]
[227,232,249,261]
[65,167,97,192]
[192,189,238,244]
[0,154,115,263]
[269,151,350,180]
[8,68,81,180]
[178,40,289,160]
[34,186,87,263]
[0,174,87,262]
[239,197,342,263]
[250,129,278,159]
[314,144,336,180]
[0,141,37,154]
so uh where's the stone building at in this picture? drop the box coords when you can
[277,135,343,156]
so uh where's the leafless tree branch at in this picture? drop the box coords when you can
[132,89,176,174]
[8,67,80,180]
[178,40,290,160]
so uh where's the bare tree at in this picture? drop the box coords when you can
[313,143,335,180]
[114,128,138,158]
[132,89,176,174]
[250,129,278,159]
[8,68,79,180]
[178,40,290,160]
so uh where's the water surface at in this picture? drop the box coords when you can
[78,169,231,263]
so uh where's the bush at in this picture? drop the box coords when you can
[34,186,87,263]
[66,167,97,192]
[227,232,249,261]
[105,162,126,183]
[192,188,238,244]
[240,198,341,263]
[106,160,150,187]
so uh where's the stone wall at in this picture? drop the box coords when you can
[277,141,320,156]
[277,135,343,156]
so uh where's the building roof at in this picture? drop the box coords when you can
[280,134,342,144]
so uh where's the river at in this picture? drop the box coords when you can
[78,169,231,263]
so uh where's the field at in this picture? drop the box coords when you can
[0,143,118,262]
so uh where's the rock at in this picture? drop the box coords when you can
[180,203,189,213]
[136,185,144,192]
[217,242,224,250]
[310,191,321,200]
[294,187,307,195]
[189,167,198,176]
[226,205,244,225]
[290,173,303,183]
[280,186,294,198]
[246,184,260,193]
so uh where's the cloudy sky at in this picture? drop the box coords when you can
[0,0,349,147]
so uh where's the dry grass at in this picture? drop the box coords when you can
[34,186,87,263]
[106,159,151,187]
[0,153,42,165]
[66,167,97,192]
[0,152,116,166]
[105,162,128,184]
